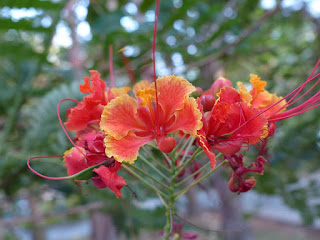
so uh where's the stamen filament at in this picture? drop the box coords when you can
[174,159,228,200]
[57,99,87,159]
[153,0,161,135]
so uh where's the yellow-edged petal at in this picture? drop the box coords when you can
[100,94,145,140]
[104,133,153,164]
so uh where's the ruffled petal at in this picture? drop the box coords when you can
[111,86,131,97]
[154,75,195,119]
[217,87,241,104]
[253,91,286,117]
[165,97,203,136]
[93,165,126,198]
[197,131,216,169]
[63,147,87,176]
[65,70,107,131]
[233,102,268,144]
[65,102,104,131]
[133,80,151,94]
[104,133,153,164]
[100,94,146,140]
[83,70,107,105]
[237,81,252,104]
[249,74,267,101]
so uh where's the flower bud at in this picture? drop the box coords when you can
[191,87,203,98]
[156,135,176,153]
[200,94,215,112]
[211,77,232,97]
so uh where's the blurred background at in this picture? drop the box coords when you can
[1,0,320,239]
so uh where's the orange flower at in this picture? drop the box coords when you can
[100,75,203,163]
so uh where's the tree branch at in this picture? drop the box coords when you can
[186,1,282,70]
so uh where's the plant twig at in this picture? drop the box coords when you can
[141,163,168,208]
[122,164,169,199]
[124,163,170,190]
[175,160,228,200]
[173,147,203,179]
[141,146,171,174]
[186,1,282,70]
[138,152,170,181]
[176,152,223,187]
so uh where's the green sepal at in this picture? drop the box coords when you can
[69,161,106,180]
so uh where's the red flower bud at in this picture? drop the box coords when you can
[211,77,232,97]
[192,87,203,98]
[200,95,215,112]
[156,135,176,153]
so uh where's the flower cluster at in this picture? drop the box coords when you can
[27,61,319,238]
[46,66,318,197]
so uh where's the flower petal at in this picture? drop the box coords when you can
[93,165,126,198]
[237,81,252,104]
[65,70,107,131]
[250,74,267,100]
[133,80,151,94]
[197,131,216,169]
[63,147,87,176]
[166,97,203,136]
[65,102,104,131]
[100,94,146,140]
[111,86,131,97]
[154,75,195,119]
[104,133,153,164]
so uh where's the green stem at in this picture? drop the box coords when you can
[173,147,203,179]
[141,146,171,174]
[174,159,228,200]
[124,163,170,190]
[175,136,193,158]
[145,142,159,150]
[171,133,187,154]
[163,207,173,239]
[138,153,170,181]
[178,137,196,166]
[122,164,169,199]
[163,152,174,169]
[176,152,223,187]
[176,161,211,187]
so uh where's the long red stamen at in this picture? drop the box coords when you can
[265,72,320,117]
[109,44,115,88]
[285,58,320,106]
[27,155,70,180]
[153,0,160,135]
[57,98,87,158]
[230,59,320,133]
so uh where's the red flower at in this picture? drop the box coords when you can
[63,131,126,198]
[99,76,203,163]
[197,87,267,168]
[226,154,267,194]
[65,70,130,131]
